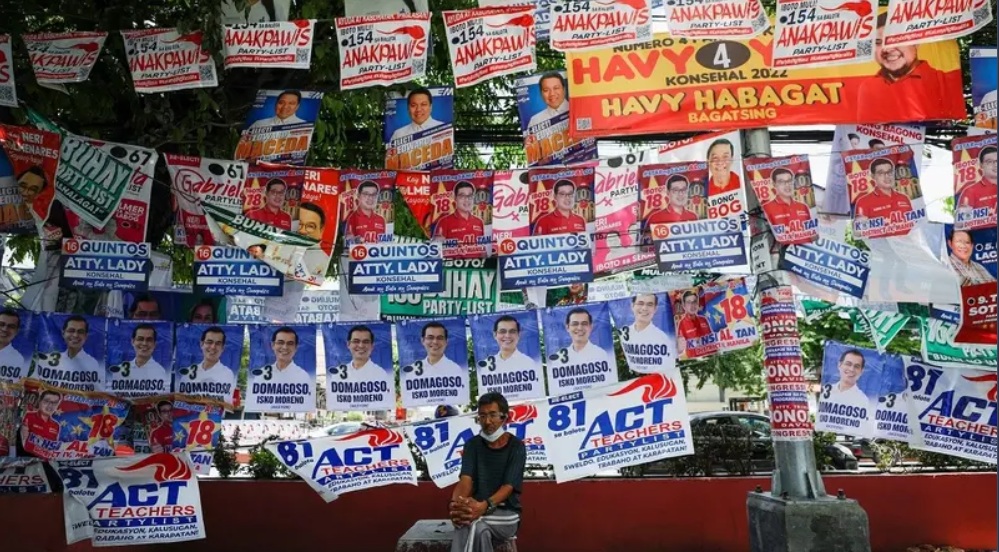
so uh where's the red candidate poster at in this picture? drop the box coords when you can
[953,134,997,232]
[745,154,818,245]
[638,161,709,242]
[429,170,493,258]
[844,144,925,240]
[340,169,396,245]
[527,166,595,236]
[944,225,997,346]
[396,170,432,237]
[0,125,61,234]
[657,130,746,219]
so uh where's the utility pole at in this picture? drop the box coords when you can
[743,128,871,552]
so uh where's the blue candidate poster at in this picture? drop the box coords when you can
[608,292,678,376]
[817,341,891,439]
[469,310,545,401]
[235,89,323,165]
[246,324,316,413]
[396,316,469,408]
[540,302,618,396]
[970,47,997,130]
[33,313,107,393]
[174,324,242,409]
[873,354,911,442]
[0,309,36,384]
[105,320,173,400]
[780,237,870,298]
[384,86,455,171]
[515,71,596,167]
[322,321,395,411]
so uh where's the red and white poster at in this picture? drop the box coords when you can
[335,13,431,91]
[772,0,876,68]
[395,170,432,237]
[165,154,247,247]
[492,169,530,244]
[120,29,218,94]
[759,285,813,441]
[657,130,747,219]
[443,5,536,88]
[550,0,653,52]
[0,124,60,230]
[527,166,595,237]
[593,158,656,275]
[953,134,997,232]
[884,0,993,46]
[223,20,316,69]
[664,0,768,38]
[0,35,16,107]
[429,170,494,258]
[23,32,106,85]
[340,169,396,245]
[745,154,818,245]
[844,144,925,240]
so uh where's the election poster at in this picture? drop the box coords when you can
[657,130,747,217]
[174,324,241,409]
[470,311,546,401]
[0,35,16,107]
[295,291,340,324]
[592,161,656,275]
[0,146,35,234]
[564,28,964,137]
[58,453,206,545]
[0,309,35,384]
[341,169,396,245]
[639,160,706,233]
[266,427,418,502]
[348,241,445,295]
[745,155,818,245]
[23,32,106,86]
[120,29,218,94]
[381,258,499,319]
[171,397,225,452]
[443,5,536,88]
[779,237,871,298]
[822,123,925,216]
[406,414,480,487]
[970,47,997,131]
[608,293,677,376]
[0,458,52,494]
[664,0,768,38]
[59,240,152,292]
[772,0,875,69]
[20,379,128,460]
[497,233,593,290]
[130,397,175,454]
[481,0,552,41]
[0,124,61,233]
[952,134,997,231]
[222,20,316,69]
[550,0,653,52]
[194,246,284,297]
[344,0,429,16]
[904,360,996,464]
[429,170,494,258]
[34,313,107,392]
[384,87,455,170]
[396,316,470,408]
[873,355,911,442]
[234,89,323,165]
[396,170,433,238]
[505,400,550,465]
[943,225,997,345]
[844,144,925,240]
[859,308,911,353]
[540,373,694,483]
[541,302,618,396]
[883,0,992,47]
[817,342,897,439]
[246,325,316,413]
[517,71,597,167]
[672,279,758,361]
[165,154,248,247]
[222,0,292,23]
[322,322,395,411]
[670,286,718,360]
[919,315,998,370]
[650,215,747,273]
[105,320,173,400]
[335,13,431,91]
[492,170,531,243]
[55,134,135,230]
[528,166,595,236]
[759,285,813,441]
[0,381,21,457]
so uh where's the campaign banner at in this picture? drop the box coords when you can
[844,144,926,239]
[883,0,992,47]
[541,302,618,395]
[58,453,206,546]
[505,401,550,464]
[952,134,997,231]
[20,380,127,460]
[745,155,818,244]
[517,72,597,167]
[670,286,720,360]
[223,20,316,69]
[0,458,52,494]
[550,0,653,52]
[492,170,531,243]
[396,316,470,408]
[873,355,911,442]
[639,160,704,231]
[540,373,693,483]
[0,309,36,384]
[23,32,106,85]
[165,154,248,247]
[528,166,595,236]
[295,291,340,324]
[34,313,107,392]
[429,170,494,258]
[943,225,997,345]
[497,233,593,290]
[266,428,418,502]
[341,169,396,245]
[919,315,998,369]
[651,216,747,272]
[0,381,20,456]
[816,342,888,438]
[564,27,964,137]
[780,237,871,298]
[381,258,499,318]
[0,35,16,107]
[608,293,677,376]
[470,310,546,401]
[970,47,997,131]
[656,130,747,216]
[170,397,225,452]
[0,139,34,234]
[592,162,656,275]
[758,285,813,441]
[0,125,61,233]
[904,360,996,464]
[348,241,445,295]
[194,246,283,297]
[823,123,925,216]
[105,320,173,400]
[444,5,536,88]
[405,415,479,487]
[665,0,768,38]
[771,0,875,69]
[173,324,240,409]
[384,87,455,170]
[481,0,553,41]
[699,278,759,354]
[246,325,316,413]
[234,89,323,165]
[55,135,135,230]
[59,239,151,292]
[335,13,431,91]
[859,308,911,353]
[120,29,218,94]
[322,322,395,411]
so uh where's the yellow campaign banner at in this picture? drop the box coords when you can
[566,26,965,137]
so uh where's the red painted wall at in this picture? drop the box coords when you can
[3,473,995,552]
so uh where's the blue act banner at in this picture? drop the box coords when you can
[322,322,395,411]
[246,325,316,413]
[540,302,618,396]
[105,320,173,400]
[396,316,469,408]
[469,310,545,401]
